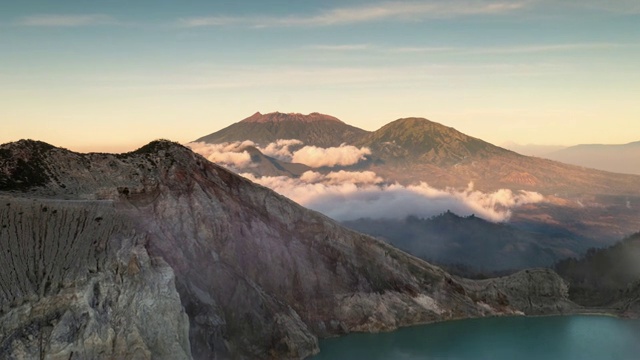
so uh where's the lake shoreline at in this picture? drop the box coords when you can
[311,313,640,359]
[317,305,632,339]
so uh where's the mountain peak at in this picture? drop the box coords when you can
[128,139,189,155]
[196,112,368,147]
[239,111,344,124]
[357,117,507,166]
[384,117,456,132]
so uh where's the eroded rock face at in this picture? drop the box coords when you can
[0,199,191,359]
[0,140,578,359]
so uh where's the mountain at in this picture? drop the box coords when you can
[544,141,640,175]
[193,113,640,252]
[354,117,640,196]
[197,114,640,196]
[356,117,508,166]
[195,111,369,147]
[343,212,592,274]
[0,139,577,359]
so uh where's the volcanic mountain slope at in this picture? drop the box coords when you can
[356,117,640,196]
[195,111,369,147]
[196,113,640,197]
[356,119,640,243]
[355,117,506,166]
[0,140,576,359]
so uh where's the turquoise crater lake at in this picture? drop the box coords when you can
[312,315,640,360]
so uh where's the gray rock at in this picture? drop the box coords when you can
[0,198,191,359]
[461,269,574,315]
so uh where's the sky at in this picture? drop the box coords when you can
[1,0,639,152]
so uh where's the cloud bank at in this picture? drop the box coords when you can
[242,171,543,222]
[187,141,255,168]
[189,140,544,222]
[259,139,303,160]
[291,144,371,167]
[188,140,371,168]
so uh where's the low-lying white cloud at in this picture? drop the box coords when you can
[241,171,544,222]
[187,141,255,168]
[300,170,383,185]
[291,144,371,167]
[259,139,303,161]
[188,140,371,168]
[326,170,383,185]
[189,140,544,222]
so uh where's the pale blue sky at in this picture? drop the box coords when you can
[1,0,639,152]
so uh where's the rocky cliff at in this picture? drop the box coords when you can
[461,269,574,315]
[0,140,578,359]
[0,197,191,359]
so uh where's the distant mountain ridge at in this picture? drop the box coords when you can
[544,141,640,175]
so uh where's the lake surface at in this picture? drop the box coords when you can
[313,315,640,360]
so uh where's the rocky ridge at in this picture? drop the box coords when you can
[1,140,580,359]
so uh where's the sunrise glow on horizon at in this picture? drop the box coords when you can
[2,0,639,152]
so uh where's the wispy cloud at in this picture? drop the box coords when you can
[18,14,116,27]
[305,42,636,55]
[83,62,563,93]
[306,44,372,51]
[465,43,636,54]
[540,0,640,14]
[179,1,527,28]
[388,46,459,53]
